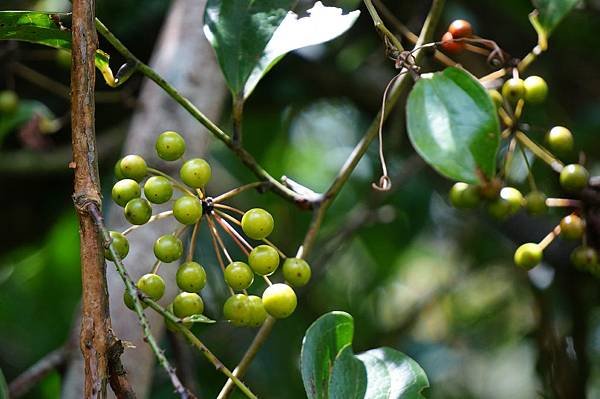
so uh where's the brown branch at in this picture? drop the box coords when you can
[9,346,72,398]
[106,339,137,399]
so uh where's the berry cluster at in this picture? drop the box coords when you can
[449,73,597,274]
[107,131,312,327]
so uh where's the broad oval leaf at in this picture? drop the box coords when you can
[532,0,579,34]
[406,67,500,183]
[301,311,354,399]
[0,11,117,87]
[204,1,360,99]
[328,345,367,399]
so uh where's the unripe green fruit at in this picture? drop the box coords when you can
[165,304,192,331]
[449,182,480,209]
[105,231,129,261]
[224,261,254,291]
[124,198,152,225]
[56,49,71,69]
[248,245,280,275]
[173,196,203,225]
[0,90,18,114]
[180,158,211,188]
[114,160,125,180]
[525,191,547,215]
[172,292,204,318]
[523,76,548,104]
[112,179,141,207]
[241,208,274,240]
[143,176,173,204]
[488,89,503,109]
[488,187,523,219]
[176,262,207,292]
[246,295,268,327]
[153,234,183,263]
[502,78,525,103]
[223,294,250,326]
[282,258,311,287]
[119,155,148,181]
[571,246,598,270]
[514,243,543,270]
[156,131,186,161]
[123,290,147,310]
[560,164,589,192]
[137,273,165,301]
[546,126,574,154]
[560,214,585,240]
[262,283,297,319]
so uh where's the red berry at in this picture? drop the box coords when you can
[448,19,473,39]
[440,31,464,55]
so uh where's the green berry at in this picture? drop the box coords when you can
[112,179,141,207]
[165,304,192,331]
[282,258,311,287]
[262,283,297,319]
[156,131,186,161]
[248,245,280,276]
[502,78,526,103]
[571,245,598,270]
[560,214,585,240]
[123,290,147,310]
[246,295,268,327]
[488,187,523,219]
[449,182,480,209]
[153,234,183,263]
[114,160,125,180]
[143,176,173,204]
[105,231,129,261]
[224,261,254,291]
[180,158,211,188]
[241,208,274,240]
[525,191,547,215]
[546,126,574,153]
[176,262,207,292]
[223,294,250,326]
[173,196,203,225]
[172,292,204,318]
[119,155,148,181]
[488,89,503,109]
[137,273,165,301]
[514,243,543,270]
[0,90,18,114]
[523,76,548,104]
[560,164,589,192]
[56,49,71,69]
[124,198,152,225]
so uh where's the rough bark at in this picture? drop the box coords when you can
[62,0,226,397]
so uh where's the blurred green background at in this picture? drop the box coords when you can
[1,0,600,398]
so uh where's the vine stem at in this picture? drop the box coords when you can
[515,131,564,173]
[538,224,561,250]
[212,181,270,203]
[212,213,253,255]
[363,0,404,53]
[206,216,234,264]
[217,1,447,397]
[122,210,173,235]
[207,216,235,296]
[87,204,194,399]
[187,220,201,262]
[95,19,311,208]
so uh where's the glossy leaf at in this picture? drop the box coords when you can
[204,1,360,98]
[532,0,579,34]
[301,311,354,399]
[328,345,367,399]
[406,67,500,183]
[0,11,117,87]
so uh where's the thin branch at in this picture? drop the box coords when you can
[212,181,270,203]
[9,346,71,398]
[363,0,404,53]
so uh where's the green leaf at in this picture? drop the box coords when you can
[301,311,354,399]
[181,314,215,324]
[204,1,360,99]
[532,0,579,34]
[0,100,55,146]
[0,11,117,87]
[406,67,500,183]
[328,345,367,399]
[0,368,7,399]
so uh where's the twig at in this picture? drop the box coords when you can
[212,181,270,203]
[363,0,404,53]
[9,346,71,398]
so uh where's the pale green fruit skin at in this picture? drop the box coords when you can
[173,196,203,225]
[119,155,148,181]
[172,292,204,318]
[124,198,152,225]
[241,208,274,240]
[153,234,183,263]
[560,214,585,240]
[282,258,311,287]
[136,273,165,301]
[525,191,547,215]
[143,176,173,204]
[523,76,548,104]
[248,245,280,276]
[224,261,254,291]
[546,126,574,153]
[560,164,589,192]
[223,294,250,326]
[156,131,186,161]
[246,295,268,327]
[180,158,211,188]
[488,187,523,219]
[502,78,525,103]
[112,179,141,207]
[514,243,543,270]
[262,283,297,319]
[105,231,129,261]
[176,262,207,292]
[571,245,598,270]
[449,182,480,209]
